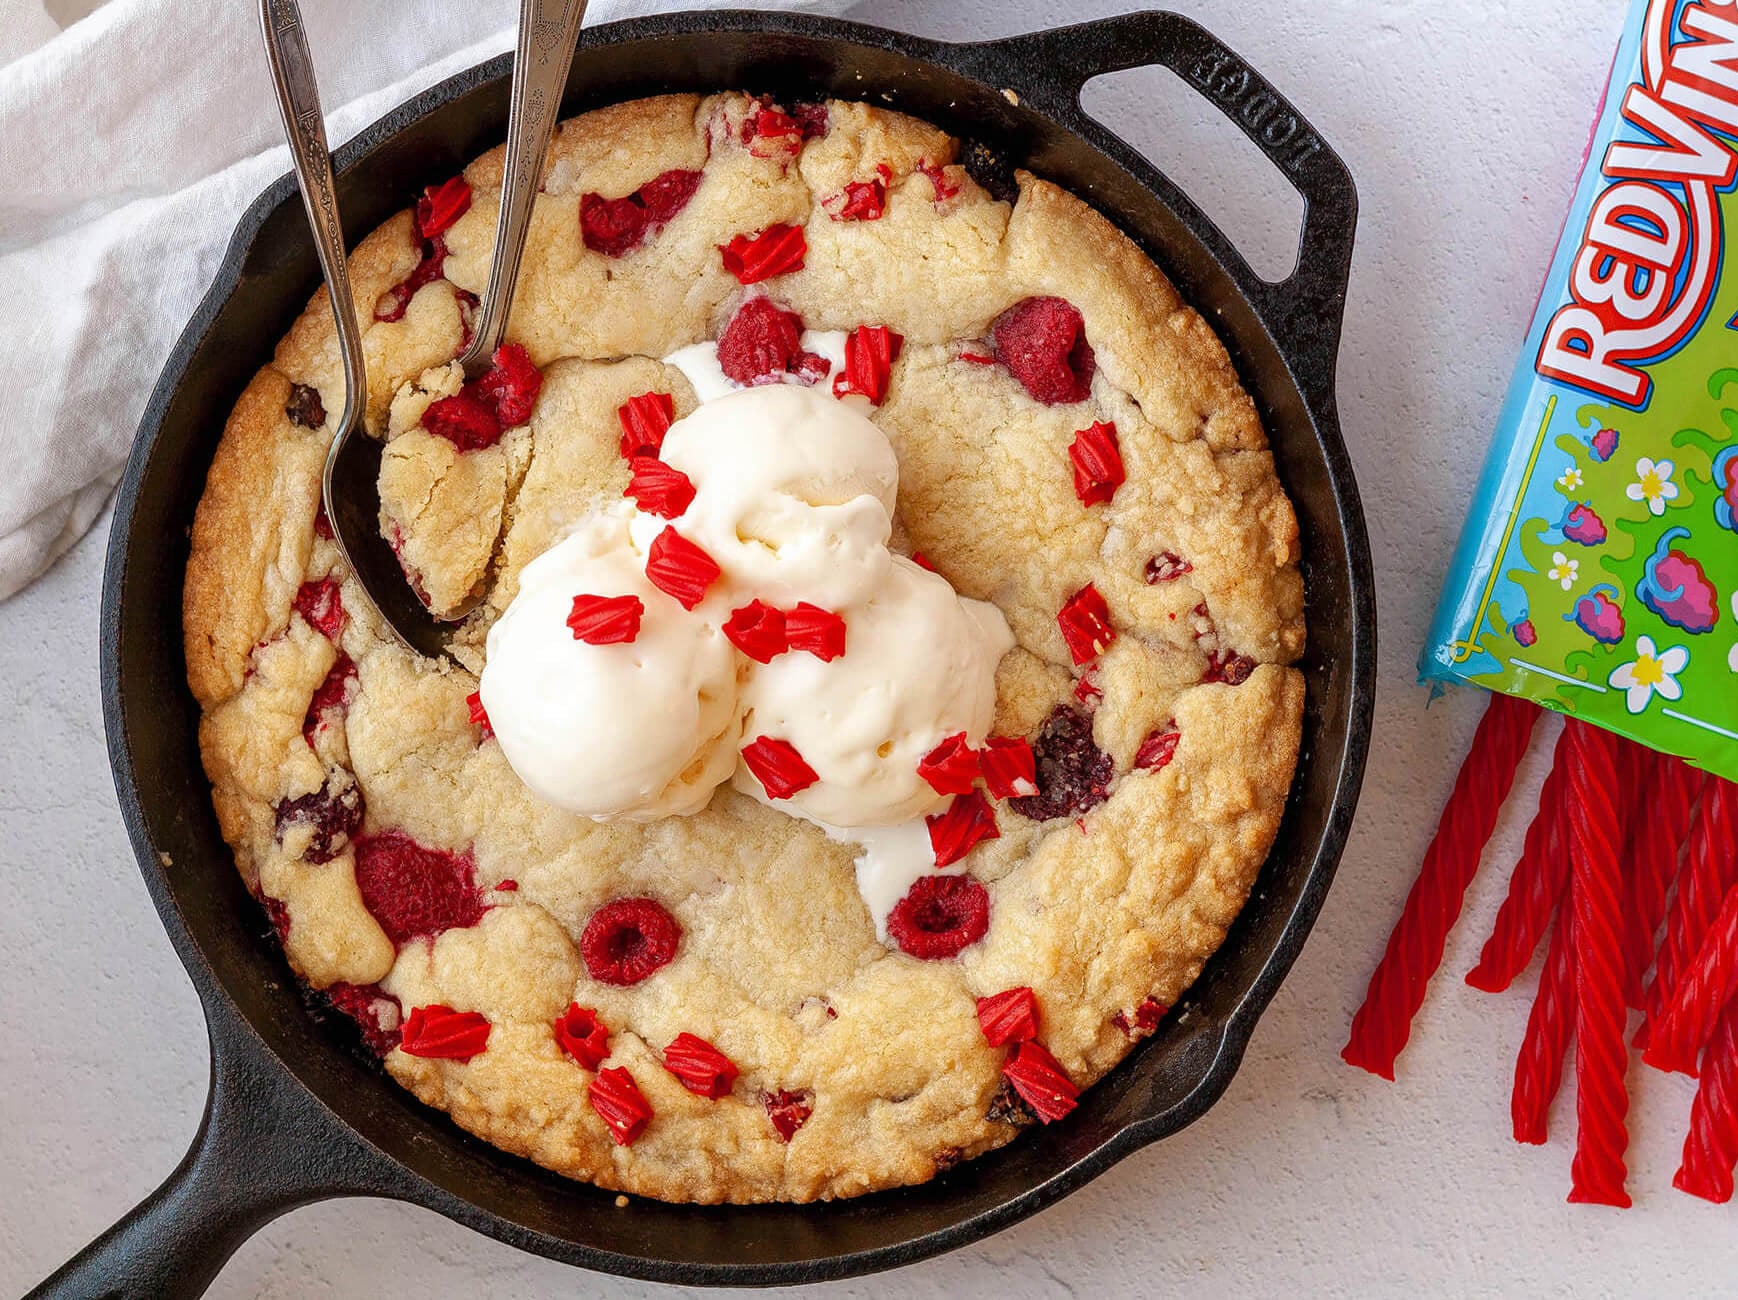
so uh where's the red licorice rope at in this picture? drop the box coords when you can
[1675,999,1738,1203]
[1563,720,1631,1207]
[1467,723,1573,994]
[1642,777,1738,1049]
[1344,694,1539,1079]
[1644,882,1738,1077]
[1512,907,1575,1145]
[1623,756,1703,1010]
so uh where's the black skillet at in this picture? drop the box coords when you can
[34,10,1372,1296]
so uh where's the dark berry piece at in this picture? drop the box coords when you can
[933,1145,965,1172]
[285,383,326,429]
[581,897,681,986]
[580,168,704,257]
[293,578,345,642]
[323,982,403,1056]
[762,1088,814,1141]
[987,1077,1038,1127]
[422,389,502,451]
[470,342,544,427]
[262,894,292,943]
[1008,704,1113,822]
[273,772,364,865]
[991,296,1096,405]
[352,830,485,945]
[886,875,991,960]
[1145,552,1193,584]
[792,101,831,140]
[1204,650,1257,685]
[716,295,808,385]
[303,652,358,743]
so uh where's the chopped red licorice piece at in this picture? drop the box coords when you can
[979,737,1037,800]
[1466,723,1573,993]
[1145,552,1193,584]
[927,790,1000,867]
[832,324,903,403]
[742,736,819,800]
[1643,778,1738,1048]
[580,168,704,256]
[663,1032,739,1099]
[553,1003,611,1069]
[763,1089,813,1141]
[590,1066,653,1145]
[645,527,721,610]
[294,578,345,641]
[918,733,980,797]
[719,223,807,283]
[1071,672,1100,710]
[1001,1040,1078,1123]
[745,104,804,154]
[784,602,847,661]
[625,456,697,519]
[1342,693,1539,1079]
[414,175,472,240]
[471,343,544,428]
[1068,421,1125,507]
[1512,908,1576,1145]
[465,690,493,740]
[567,593,644,645]
[1114,997,1169,1041]
[915,158,960,202]
[581,897,681,986]
[830,167,890,221]
[1625,755,1702,1010]
[886,874,990,960]
[1645,882,1738,1076]
[400,1004,491,1062]
[976,987,1040,1047]
[723,600,788,664]
[423,390,502,451]
[1135,726,1181,774]
[1675,999,1738,1202]
[1562,720,1632,1207]
[910,551,937,571]
[1056,583,1116,665]
[617,391,677,459]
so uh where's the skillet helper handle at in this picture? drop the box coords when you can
[26,1020,357,1300]
[983,11,1358,410]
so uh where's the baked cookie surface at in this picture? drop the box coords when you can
[183,92,1305,1203]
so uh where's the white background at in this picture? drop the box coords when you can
[5,0,1735,1295]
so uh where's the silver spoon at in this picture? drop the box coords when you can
[260,0,587,658]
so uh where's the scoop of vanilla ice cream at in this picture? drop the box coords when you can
[734,556,1015,827]
[658,384,899,609]
[479,509,740,820]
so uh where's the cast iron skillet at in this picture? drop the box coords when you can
[37,10,1372,1297]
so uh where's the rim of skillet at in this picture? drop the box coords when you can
[99,10,1374,1286]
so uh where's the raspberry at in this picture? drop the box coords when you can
[422,389,502,451]
[401,1004,491,1061]
[917,733,981,796]
[663,1032,739,1099]
[976,987,1040,1047]
[645,527,721,610]
[886,875,990,960]
[302,652,357,743]
[1056,583,1116,665]
[465,690,492,740]
[1113,997,1169,1040]
[579,168,704,256]
[723,600,788,664]
[927,791,1000,867]
[273,773,363,865]
[762,1088,814,1141]
[567,593,644,645]
[719,223,808,284]
[285,382,326,429]
[293,578,345,642]
[1135,726,1181,772]
[554,1003,611,1069]
[470,342,543,428]
[262,894,292,943]
[624,456,697,519]
[590,1066,653,1144]
[1008,705,1113,822]
[979,736,1038,800]
[716,296,810,385]
[581,897,681,986]
[1068,421,1125,506]
[352,831,484,945]
[313,505,334,540]
[831,324,902,404]
[323,982,403,1056]
[1001,1040,1078,1122]
[991,297,1096,405]
[915,158,961,202]
[785,603,846,660]
[617,391,676,458]
[1204,650,1256,685]
[791,102,830,140]
[1145,552,1193,583]
[742,736,820,800]
[374,237,449,323]
[414,175,472,241]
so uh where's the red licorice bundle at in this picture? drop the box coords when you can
[1343,693,1539,1078]
[1644,882,1738,1077]
[1512,909,1575,1145]
[1674,999,1738,1203]
[1466,722,1572,994]
[1642,777,1738,1048]
[1624,755,1702,1010]
[1562,720,1631,1208]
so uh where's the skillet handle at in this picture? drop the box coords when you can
[974,12,1358,411]
[25,1016,362,1300]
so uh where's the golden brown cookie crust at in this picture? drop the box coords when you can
[182,93,1305,1204]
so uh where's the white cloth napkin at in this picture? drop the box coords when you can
[0,0,848,600]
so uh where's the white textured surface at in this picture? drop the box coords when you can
[4,0,1735,1294]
